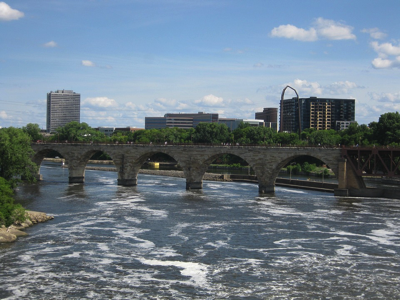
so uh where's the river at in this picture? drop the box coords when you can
[1,162,399,299]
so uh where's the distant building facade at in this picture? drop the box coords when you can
[145,112,218,129]
[280,97,355,133]
[97,127,144,137]
[46,90,80,133]
[255,107,278,132]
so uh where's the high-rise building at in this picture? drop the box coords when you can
[280,97,355,133]
[46,90,80,133]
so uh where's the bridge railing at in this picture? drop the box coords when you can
[32,141,345,149]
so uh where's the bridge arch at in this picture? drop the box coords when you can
[118,149,182,186]
[68,147,118,184]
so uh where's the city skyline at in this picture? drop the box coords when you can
[1,0,400,129]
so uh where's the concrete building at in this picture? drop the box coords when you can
[145,112,218,129]
[46,90,80,133]
[280,97,355,133]
[336,120,357,131]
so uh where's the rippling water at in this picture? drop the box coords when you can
[1,162,400,299]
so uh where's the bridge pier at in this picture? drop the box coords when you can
[118,178,137,186]
[258,184,275,194]
[186,181,203,190]
[69,176,85,184]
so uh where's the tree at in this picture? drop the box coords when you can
[192,123,230,144]
[0,127,38,186]
[372,112,400,145]
[53,121,106,142]
[0,177,26,227]
[22,123,43,141]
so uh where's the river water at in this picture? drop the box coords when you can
[1,162,400,299]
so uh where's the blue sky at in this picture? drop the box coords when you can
[1,0,400,129]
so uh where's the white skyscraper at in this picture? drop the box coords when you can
[46,90,80,133]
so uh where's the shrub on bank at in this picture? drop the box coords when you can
[0,177,26,227]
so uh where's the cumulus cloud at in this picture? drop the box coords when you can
[253,62,264,68]
[0,2,24,21]
[270,17,356,42]
[81,60,96,67]
[270,24,317,41]
[370,92,400,103]
[194,94,224,106]
[43,41,58,48]
[370,41,400,69]
[125,102,136,110]
[362,28,387,40]
[82,97,118,108]
[287,79,323,95]
[325,81,361,94]
[371,41,400,56]
[0,110,8,119]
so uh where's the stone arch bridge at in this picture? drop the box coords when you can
[31,143,360,194]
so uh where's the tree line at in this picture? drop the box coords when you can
[28,111,400,146]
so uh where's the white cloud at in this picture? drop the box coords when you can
[362,28,387,40]
[43,41,58,48]
[370,41,400,69]
[194,94,224,106]
[154,98,177,107]
[270,24,317,42]
[125,102,136,110]
[0,110,8,119]
[82,97,118,108]
[371,41,400,56]
[314,18,356,40]
[370,92,400,103]
[253,62,264,68]
[288,79,322,95]
[326,81,360,94]
[81,60,96,67]
[0,2,24,21]
[270,18,356,42]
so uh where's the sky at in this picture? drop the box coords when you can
[1,0,400,130]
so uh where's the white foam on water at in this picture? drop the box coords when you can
[63,252,81,258]
[336,244,356,256]
[138,258,209,287]
[368,228,399,246]
[124,216,142,224]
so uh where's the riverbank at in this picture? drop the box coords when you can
[0,211,54,243]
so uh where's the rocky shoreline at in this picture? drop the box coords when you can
[0,211,54,243]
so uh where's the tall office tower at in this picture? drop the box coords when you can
[46,90,80,133]
[279,97,355,133]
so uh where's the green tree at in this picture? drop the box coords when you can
[53,121,106,142]
[192,123,230,144]
[0,177,26,227]
[22,123,43,141]
[308,129,340,146]
[0,127,38,186]
[372,112,400,145]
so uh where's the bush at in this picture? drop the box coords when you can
[0,177,26,227]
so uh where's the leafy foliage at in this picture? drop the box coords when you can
[0,127,38,186]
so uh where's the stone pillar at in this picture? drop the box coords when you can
[337,159,347,189]
[186,181,203,190]
[69,176,85,184]
[259,184,275,194]
[118,178,137,186]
